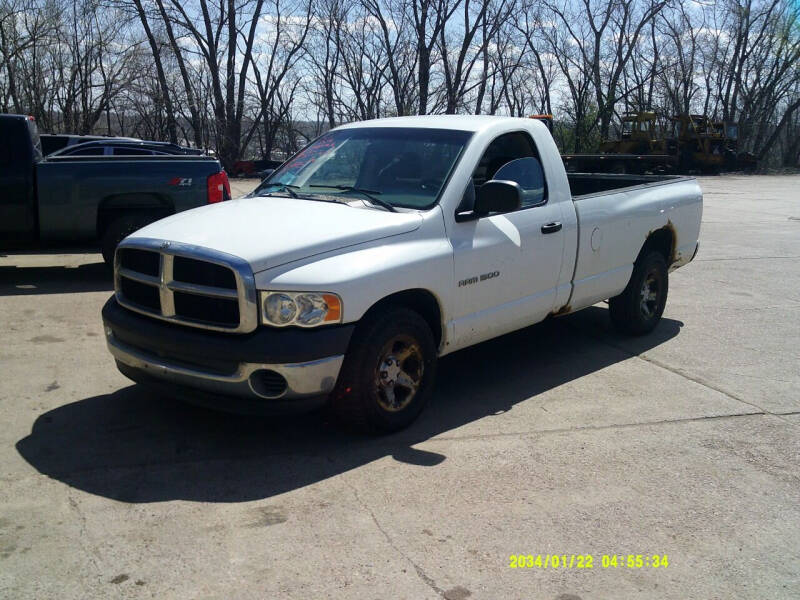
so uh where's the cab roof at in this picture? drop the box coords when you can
[335,114,538,133]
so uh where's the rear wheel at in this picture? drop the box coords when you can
[609,251,668,335]
[101,214,160,265]
[332,306,437,432]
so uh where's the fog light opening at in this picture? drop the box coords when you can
[248,369,288,399]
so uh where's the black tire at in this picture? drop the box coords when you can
[101,214,159,265]
[609,251,669,335]
[331,306,437,433]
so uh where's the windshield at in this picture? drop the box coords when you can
[621,120,634,136]
[254,127,472,210]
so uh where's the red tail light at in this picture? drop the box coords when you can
[207,170,231,204]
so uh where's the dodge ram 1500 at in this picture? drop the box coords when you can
[102,115,702,431]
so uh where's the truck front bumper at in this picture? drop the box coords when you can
[102,297,354,414]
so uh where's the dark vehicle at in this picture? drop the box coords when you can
[231,158,283,177]
[561,150,678,174]
[40,133,138,156]
[0,114,231,264]
[51,139,204,157]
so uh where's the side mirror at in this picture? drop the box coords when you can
[473,180,522,215]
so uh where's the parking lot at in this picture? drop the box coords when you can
[1,174,798,599]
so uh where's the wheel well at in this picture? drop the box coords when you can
[638,225,675,266]
[96,195,173,238]
[364,289,443,348]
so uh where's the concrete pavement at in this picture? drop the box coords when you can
[1,174,798,599]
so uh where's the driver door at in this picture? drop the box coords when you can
[449,131,566,348]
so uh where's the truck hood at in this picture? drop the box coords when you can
[129,196,423,273]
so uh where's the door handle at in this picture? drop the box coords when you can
[541,222,562,234]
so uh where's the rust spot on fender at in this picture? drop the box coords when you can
[665,220,678,265]
[645,220,678,266]
[550,304,572,317]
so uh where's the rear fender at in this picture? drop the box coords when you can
[97,193,174,237]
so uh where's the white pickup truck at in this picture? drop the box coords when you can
[102,115,702,431]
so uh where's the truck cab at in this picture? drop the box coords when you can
[0,114,42,244]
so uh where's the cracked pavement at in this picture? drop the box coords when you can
[1,174,799,599]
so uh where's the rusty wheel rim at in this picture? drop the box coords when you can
[374,334,424,412]
[640,270,661,319]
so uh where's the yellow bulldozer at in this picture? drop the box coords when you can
[600,112,666,155]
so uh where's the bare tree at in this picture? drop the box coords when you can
[248,0,311,159]
[361,0,418,115]
[408,0,461,114]
[129,0,178,142]
[546,0,668,139]
[437,0,511,113]
[4,0,797,167]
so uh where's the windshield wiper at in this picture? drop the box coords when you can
[257,183,300,198]
[309,184,397,213]
[257,183,346,206]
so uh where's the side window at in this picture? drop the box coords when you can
[472,131,548,208]
[68,147,105,156]
[494,157,546,207]
[113,147,154,156]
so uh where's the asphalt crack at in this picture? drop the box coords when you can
[433,411,766,442]
[67,491,103,577]
[695,255,800,262]
[577,324,800,430]
[343,474,446,599]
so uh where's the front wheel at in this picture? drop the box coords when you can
[332,306,437,432]
[609,251,669,335]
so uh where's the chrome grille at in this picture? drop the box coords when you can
[114,238,258,333]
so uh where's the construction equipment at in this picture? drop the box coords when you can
[668,114,725,173]
[545,111,757,174]
[600,112,663,154]
[549,111,676,174]
[557,111,676,174]
[711,120,757,171]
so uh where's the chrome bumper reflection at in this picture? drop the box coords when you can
[106,329,343,400]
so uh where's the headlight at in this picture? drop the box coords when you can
[260,291,342,327]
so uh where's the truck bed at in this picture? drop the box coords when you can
[567,173,687,198]
[34,155,224,243]
[564,172,702,312]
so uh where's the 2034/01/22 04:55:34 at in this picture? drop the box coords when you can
[508,554,670,569]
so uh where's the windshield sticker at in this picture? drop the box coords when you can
[282,135,337,174]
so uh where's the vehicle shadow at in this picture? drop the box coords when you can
[0,261,112,296]
[15,307,683,504]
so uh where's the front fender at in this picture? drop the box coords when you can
[253,220,454,332]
